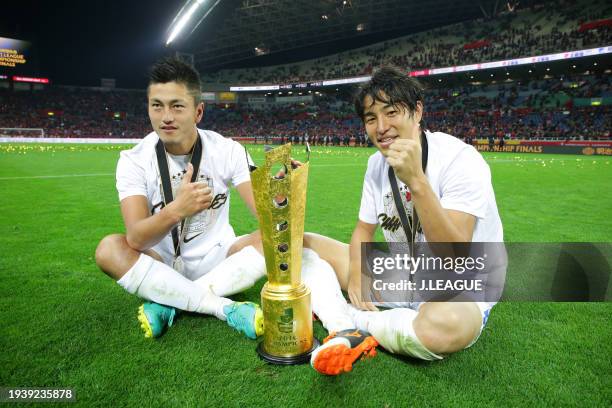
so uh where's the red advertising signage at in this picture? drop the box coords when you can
[12,76,50,84]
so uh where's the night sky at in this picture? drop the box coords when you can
[1,0,185,89]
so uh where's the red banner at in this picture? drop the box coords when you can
[13,76,50,84]
[409,69,430,77]
[463,40,491,50]
[578,19,612,32]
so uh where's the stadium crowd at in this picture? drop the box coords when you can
[202,0,611,85]
[0,87,150,138]
[2,73,607,142]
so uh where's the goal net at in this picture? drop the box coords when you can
[0,128,45,138]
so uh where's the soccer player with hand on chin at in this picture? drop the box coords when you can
[308,66,505,374]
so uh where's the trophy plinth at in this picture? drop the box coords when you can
[250,144,318,364]
[256,284,320,364]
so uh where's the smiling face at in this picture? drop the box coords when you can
[362,91,423,155]
[147,81,204,155]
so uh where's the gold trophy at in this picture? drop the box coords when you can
[251,144,319,364]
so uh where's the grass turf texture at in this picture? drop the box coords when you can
[0,143,610,407]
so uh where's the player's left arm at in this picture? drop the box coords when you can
[409,178,476,242]
[235,181,258,217]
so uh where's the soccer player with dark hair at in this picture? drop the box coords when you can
[308,66,504,374]
[95,57,268,339]
[93,57,366,345]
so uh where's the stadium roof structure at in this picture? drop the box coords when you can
[186,0,530,71]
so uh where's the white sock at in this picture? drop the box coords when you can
[301,248,355,333]
[194,246,266,302]
[117,254,229,319]
[348,305,443,361]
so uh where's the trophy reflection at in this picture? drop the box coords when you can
[250,144,319,364]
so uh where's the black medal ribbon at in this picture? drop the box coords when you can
[155,134,203,257]
[387,130,428,244]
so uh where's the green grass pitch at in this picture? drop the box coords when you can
[0,143,610,407]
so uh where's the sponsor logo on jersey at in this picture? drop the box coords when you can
[184,232,204,243]
[210,193,228,209]
[378,213,401,232]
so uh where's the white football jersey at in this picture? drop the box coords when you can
[116,128,252,266]
[359,131,504,243]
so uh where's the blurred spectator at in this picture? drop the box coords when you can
[0,86,149,138]
[0,74,609,142]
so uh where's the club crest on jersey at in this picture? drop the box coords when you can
[171,170,186,182]
[383,186,413,218]
[171,171,211,185]
[399,184,412,206]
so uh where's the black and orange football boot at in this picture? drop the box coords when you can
[310,329,378,375]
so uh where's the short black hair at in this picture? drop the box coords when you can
[354,66,425,125]
[148,57,202,104]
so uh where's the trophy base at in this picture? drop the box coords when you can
[256,338,321,365]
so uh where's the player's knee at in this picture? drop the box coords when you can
[303,232,316,250]
[228,231,263,256]
[95,234,128,274]
[415,305,473,355]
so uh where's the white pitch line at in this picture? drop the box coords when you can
[0,173,114,180]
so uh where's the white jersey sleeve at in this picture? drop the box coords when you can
[438,147,489,219]
[228,140,251,187]
[116,149,147,201]
[358,155,380,225]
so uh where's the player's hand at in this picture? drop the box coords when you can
[171,163,213,219]
[348,274,379,311]
[386,138,424,188]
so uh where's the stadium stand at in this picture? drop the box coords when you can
[1,74,609,142]
[0,87,150,138]
[1,0,609,143]
[201,0,610,85]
